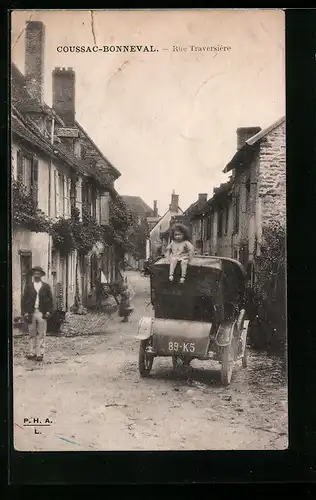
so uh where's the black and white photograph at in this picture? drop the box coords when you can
[11,9,287,451]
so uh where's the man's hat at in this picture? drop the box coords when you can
[31,266,46,276]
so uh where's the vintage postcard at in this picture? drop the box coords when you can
[11,9,287,452]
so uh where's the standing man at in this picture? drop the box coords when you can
[22,266,53,362]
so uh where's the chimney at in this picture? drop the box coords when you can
[237,127,261,150]
[153,200,158,217]
[198,193,208,209]
[25,21,45,102]
[169,190,179,213]
[52,67,76,125]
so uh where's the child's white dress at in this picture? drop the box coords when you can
[166,240,194,261]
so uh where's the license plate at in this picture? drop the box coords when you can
[167,341,196,353]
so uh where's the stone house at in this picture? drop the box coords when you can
[222,118,286,273]
[121,196,158,269]
[185,116,286,277]
[183,117,286,348]
[12,21,127,319]
[183,193,208,253]
[149,191,183,258]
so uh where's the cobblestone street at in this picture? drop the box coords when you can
[13,271,287,451]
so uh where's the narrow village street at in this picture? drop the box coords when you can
[13,271,287,452]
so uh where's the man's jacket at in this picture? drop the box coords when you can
[22,282,54,315]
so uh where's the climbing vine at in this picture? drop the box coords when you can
[52,206,104,254]
[254,221,286,301]
[12,175,133,256]
[52,199,133,255]
[252,221,286,351]
[12,178,52,233]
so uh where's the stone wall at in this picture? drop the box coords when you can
[258,121,286,227]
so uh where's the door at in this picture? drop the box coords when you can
[51,249,58,309]
[79,253,87,306]
[20,252,32,314]
[59,255,68,311]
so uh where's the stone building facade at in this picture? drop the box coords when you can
[149,191,183,259]
[121,196,158,269]
[12,21,127,319]
[186,116,286,274]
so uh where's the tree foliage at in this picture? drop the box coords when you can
[126,214,149,259]
[252,221,286,351]
[254,221,286,302]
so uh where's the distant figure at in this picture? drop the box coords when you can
[22,266,53,362]
[119,283,133,323]
[165,223,194,283]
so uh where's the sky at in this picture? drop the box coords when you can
[11,9,285,215]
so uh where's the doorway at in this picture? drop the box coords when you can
[20,251,32,313]
[59,255,69,311]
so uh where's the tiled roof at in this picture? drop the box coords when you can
[121,196,154,217]
[11,62,120,188]
[185,179,233,219]
[12,110,98,180]
[75,121,121,179]
[184,199,209,219]
[12,114,55,157]
[246,116,285,146]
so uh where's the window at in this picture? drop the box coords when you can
[58,173,65,216]
[224,206,229,235]
[218,209,223,237]
[54,171,71,218]
[204,217,208,241]
[233,192,240,234]
[87,185,92,215]
[206,214,212,240]
[245,178,251,212]
[20,251,32,313]
[200,218,204,240]
[95,190,101,224]
[22,156,32,193]
[17,150,38,202]
[91,184,97,220]
[82,181,97,217]
[100,192,110,226]
[70,177,77,211]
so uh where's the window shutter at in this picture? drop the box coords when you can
[54,170,59,217]
[70,177,76,212]
[233,192,240,234]
[100,192,110,226]
[63,176,68,217]
[76,179,82,219]
[59,173,65,217]
[87,185,92,216]
[32,157,38,205]
[64,177,71,217]
[17,150,23,182]
[81,181,87,213]
[95,190,100,224]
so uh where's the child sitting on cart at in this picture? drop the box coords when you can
[165,223,194,283]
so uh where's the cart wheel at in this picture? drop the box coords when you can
[220,339,236,386]
[139,339,154,377]
[242,347,249,368]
